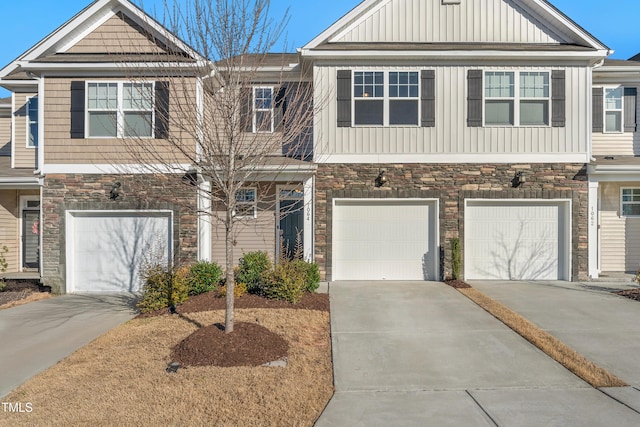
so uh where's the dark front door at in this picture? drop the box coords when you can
[279,199,304,259]
[22,210,39,269]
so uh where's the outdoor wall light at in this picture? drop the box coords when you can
[375,170,388,187]
[513,171,526,187]
[109,182,122,200]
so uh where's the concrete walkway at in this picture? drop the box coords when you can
[0,293,137,398]
[315,281,640,426]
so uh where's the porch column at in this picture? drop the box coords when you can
[303,176,314,262]
[198,180,212,261]
[588,179,599,278]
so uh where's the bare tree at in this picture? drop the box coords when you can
[107,0,317,333]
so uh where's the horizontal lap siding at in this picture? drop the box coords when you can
[600,182,640,272]
[335,0,569,44]
[0,114,10,156]
[44,78,196,164]
[592,86,640,156]
[13,93,37,169]
[0,191,19,273]
[315,65,588,157]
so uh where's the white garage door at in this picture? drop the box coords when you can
[333,199,438,280]
[67,211,172,293]
[465,200,570,281]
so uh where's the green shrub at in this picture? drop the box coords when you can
[300,261,320,292]
[451,238,461,280]
[137,264,190,314]
[0,245,8,274]
[237,251,272,293]
[219,282,248,298]
[260,262,306,303]
[187,261,222,295]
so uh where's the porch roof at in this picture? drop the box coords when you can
[0,157,41,188]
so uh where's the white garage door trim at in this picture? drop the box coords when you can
[464,199,571,281]
[65,210,173,293]
[332,198,439,281]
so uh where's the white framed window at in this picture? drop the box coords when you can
[353,71,420,126]
[484,71,550,126]
[27,96,38,148]
[604,86,623,133]
[253,87,274,133]
[621,188,640,216]
[234,188,257,219]
[86,82,154,138]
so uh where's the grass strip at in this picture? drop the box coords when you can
[458,287,627,388]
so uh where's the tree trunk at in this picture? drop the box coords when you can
[225,208,235,334]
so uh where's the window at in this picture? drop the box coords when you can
[87,82,154,138]
[234,188,256,219]
[27,96,38,148]
[353,71,419,126]
[253,87,273,132]
[621,188,640,216]
[605,87,623,133]
[484,71,549,126]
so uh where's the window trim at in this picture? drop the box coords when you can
[85,81,156,139]
[234,187,257,219]
[252,86,274,133]
[603,85,624,134]
[621,188,640,217]
[26,95,38,148]
[351,70,421,127]
[483,70,551,127]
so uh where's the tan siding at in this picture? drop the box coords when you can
[67,13,167,55]
[12,93,37,169]
[335,0,570,44]
[44,77,196,164]
[0,113,10,156]
[0,191,19,273]
[600,182,640,272]
[211,185,277,267]
[315,64,588,157]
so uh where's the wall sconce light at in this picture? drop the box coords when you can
[513,171,526,188]
[109,182,121,200]
[375,170,388,187]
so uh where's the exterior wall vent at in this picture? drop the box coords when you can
[442,0,461,4]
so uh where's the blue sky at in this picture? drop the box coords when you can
[0,0,638,69]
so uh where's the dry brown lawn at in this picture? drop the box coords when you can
[459,287,627,388]
[0,292,51,310]
[0,309,333,426]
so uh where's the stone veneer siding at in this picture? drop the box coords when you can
[42,174,197,294]
[315,163,588,282]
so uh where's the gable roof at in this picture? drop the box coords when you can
[301,0,609,59]
[0,0,204,79]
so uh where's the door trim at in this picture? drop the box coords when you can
[19,195,40,271]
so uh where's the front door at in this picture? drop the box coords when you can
[22,210,39,269]
[278,187,304,260]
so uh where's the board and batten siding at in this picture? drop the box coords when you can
[599,182,640,272]
[315,65,589,157]
[12,93,37,169]
[66,13,167,55]
[592,84,640,156]
[0,190,19,273]
[43,77,196,164]
[333,0,570,44]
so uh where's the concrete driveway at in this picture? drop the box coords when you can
[315,281,640,426]
[0,293,137,398]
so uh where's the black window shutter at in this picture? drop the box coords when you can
[241,87,253,132]
[70,81,85,138]
[337,70,351,127]
[274,85,287,132]
[624,87,637,132]
[551,70,566,127]
[467,70,483,127]
[155,81,170,139]
[421,70,435,127]
[592,87,603,132]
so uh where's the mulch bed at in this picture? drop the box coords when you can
[0,280,48,306]
[614,288,640,302]
[140,291,329,368]
[444,279,471,289]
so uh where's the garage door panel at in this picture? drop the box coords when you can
[465,201,568,281]
[333,200,437,281]
[69,212,171,293]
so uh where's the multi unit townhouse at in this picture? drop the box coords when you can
[0,0,636,293]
